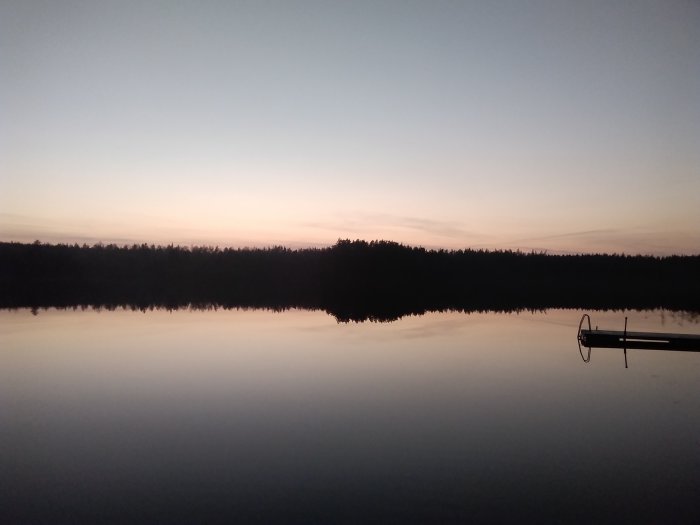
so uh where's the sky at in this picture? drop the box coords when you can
[1,0,699,255]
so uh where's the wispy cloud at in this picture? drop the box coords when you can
[301,212,484,242]
[0,213,213,247]
[506,228,620,243]
[386,215,479,239]
[472,227,700,256]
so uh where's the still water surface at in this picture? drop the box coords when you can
[2,308,699,523]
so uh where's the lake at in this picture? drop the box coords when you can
[2,308,699,523]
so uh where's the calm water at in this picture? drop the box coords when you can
[2,308,699,524]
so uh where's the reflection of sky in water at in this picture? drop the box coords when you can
[1,309,699,523]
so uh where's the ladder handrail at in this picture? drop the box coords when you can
[577,313,592,363]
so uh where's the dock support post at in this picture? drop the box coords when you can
[623,317,628,368]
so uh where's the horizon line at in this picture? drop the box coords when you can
[3,238,698,259]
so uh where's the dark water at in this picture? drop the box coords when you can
[2,308,699,524]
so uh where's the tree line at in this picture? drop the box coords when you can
[1,239,698,321]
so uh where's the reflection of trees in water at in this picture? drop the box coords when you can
[668,310,700,325]
[21,303,692,325]
[16,303,700,324]
[2,240,699,322]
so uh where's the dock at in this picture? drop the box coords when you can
[576,314,700,367]
[579,328,700,351]
[577,313,700,352]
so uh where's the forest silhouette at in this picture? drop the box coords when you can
[1,240,698,322]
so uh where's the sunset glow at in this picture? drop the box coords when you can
[2,1,698,254]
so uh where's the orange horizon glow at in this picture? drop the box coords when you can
[2,2,699,258]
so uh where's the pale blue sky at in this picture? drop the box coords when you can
[1,1,699,253]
